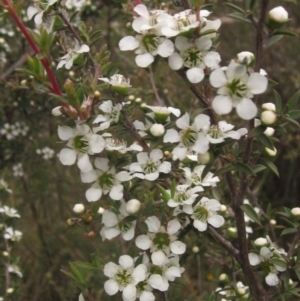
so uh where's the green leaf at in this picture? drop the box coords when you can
[245,0,256,10]
[288,110,300,120]
[274,90,282,114]
[215,164,234,176]
[223,3,245,14]
[240,204,261,225]
[281,228,298,236]
[287,90,300,111]
[250,126,267,137]
[252,164,266,174]
[171,179,176,198]
[69,262,85,283]
[228,12,251,23]
[260,158,279,177]
[61,269,78,282]
[273,30,298,37]
[157,185,170,202]
[282,116,300,127]
[73,261,100,270]
[236,162,255,176]
[200,29,217,37]
[256,134,275,150]
[272,258,287,269]
[267,35,284,48]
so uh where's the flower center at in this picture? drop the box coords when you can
[143,161,158,174]
[149,266,163,275]
[193,206,209,222]
[149,10,162,27]
[105,138,127,150]
[183,47,203,68]
[174,191,189,204]
[98,172,115,190]
[207,125,223,139]
[181,128,198,147]
[226,78,248,99]
[152,232,171,250]
[141,34,160,53]
[174,11,196,31]
[111,74,131,87]
[115,269,132,286]
[191,172,202,185]
[72,135,89,153]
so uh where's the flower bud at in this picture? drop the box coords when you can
[150,123,165,137]
[270,219,277,226]
[94,90,101,98]
[20,79,27,86]
[192,246,199,253]
[227,227,237,238]
[262,103,276,112]
[73,204,85,214]
[88,231,96,238]
[198,152,211,164]
[98,207,105,214]
[7,288,14,294]
[2,251,9,257]
[52,106,63,116]
[67,218,76,226]
[254,237,268,247]
[135,97,142,103]
[237,288,246,296]
[220,205,227,212]
[128,95,135,101]
[269,6,288,23]
[237,51,254,65]
[291,207,300,217]
[219,273,229,283]
[126,199,141,214]
[265,147,277,157]
[261,111,277,126]
[264,127,275,137]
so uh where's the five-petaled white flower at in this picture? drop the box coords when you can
[0,206,20,218]
[4,227,22,241]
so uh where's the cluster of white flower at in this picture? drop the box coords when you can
[0,122,29,140]
[12,163,24,177]
[36,146,55,160]
[249,236,287,286]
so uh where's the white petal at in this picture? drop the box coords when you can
[116,171,131,182]
[58,126,74,140]
[77,154,93,172]
[119,36,139,51]
[150,149,163,162]
[157,39,174,58]
[86,187,102,202]
[210,68,227,88]
[172,146,187,161]
[212,95,233,115]
[170,241,186,255]
[135,235,152,250]
[194,114,210,131]
[168,52,183,70]
[145,172,159,181]
[79,293,85,301]
[186,68,204,84]
[89,134,105,153]
[78,44,90,53]
[102,210,118,227]
[158,162,171,174]
[205,199,221,211]
[176,112,190,130]
[163,129,180,143]
[123,284,136,300]
[165,266,181,281]
[122,227,135,241]
[193,220,207,231]
[27,6,38,20]
[236,98,257,120]
[132,264,147,282]
[207,215,224,228]
[248,253,260,266]
[59,148,76,165]
[135,53,154,68]
[104,228,120,239]
[137,152,149,165]
[247,73,268,94]
[119,255,134,269]
[167,219,181,235]
[94,157,109,171]
[109,185,123,200]
[104,262,118,277]
[145,216,161,232]
[34,12,43,25]
[134,4,149,18]
[140,291,155,301]
[104,279,119,295]
[80,170,97,183]
[151,250,168,266]
[265,273,279,286]
[148,274,169,291]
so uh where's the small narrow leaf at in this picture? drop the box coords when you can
[215,164,234,175]
[287,90,300,110]
[273,30,298,37]
[240,204,261,225]
[228,12,251,23]
[288,110,300,120]
[157,185,170,202]
[223,2,245,14]
[260,158,279,177]
[282,116,300,127]
[236,162,256,176]
[274,90,282,114]
[256,134,275,150]
[252,164,266,174]
[267,35,284,48]
[281,228,297,236]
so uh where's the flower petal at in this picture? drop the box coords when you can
[119,36,139,51]
[236,98,257,120]
[59,148,76,165]
[247,73,268,95]
[135,53,154,68]
[104,279,119,295]
[186,67,204,84]
[212,95,233,115]
[86,187,102,202]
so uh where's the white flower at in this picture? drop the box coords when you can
[81,158,131,202]
[103,255,147,300]
[27,0,57,33]
[269,6,288,23]
[185,197,224,231]
[101,201,136,241]
[291,207,300,217]
[143,105,181,123]
[57,40,90,69]
[210,60,268,120]
[36,146,55,160]
[98,74,131,94]
[8,264,22,278]
[128,149,171,181]
[1,123,17,140]
[12,163,23,177]
[65,0,87,10]
[105,137,143,153]
[237,51,254,65]
[58,123,105,173]
[182,165,219,188]
[135,216,186,266]
[119,34,174,68]
[4,227,22,241]
[0,179,12,194]
[0,206,20,218]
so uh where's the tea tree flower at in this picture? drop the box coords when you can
[12,163,23,177]
[57,40,90,69]
[98,74,131,95]
[268,6,288,23]
[0,206,20,218]
[4,227,22,241]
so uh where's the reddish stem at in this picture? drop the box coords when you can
[2,0,70,109]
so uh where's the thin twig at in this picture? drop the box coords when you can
[287,228,300,258]
[149,66,163,106]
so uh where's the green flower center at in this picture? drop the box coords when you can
[207,125,223,139]
[98,172,115,190]
[226,78,248,99]
[193,206,209,222]
[191,172,202,185]
[144,161,158,174]
[141,34,160,53]
[149,265,163,275]
[174,12,195,31]
[174,191,189,204]
[152,232,171,250]
[72,135,89,153]
[116,269,132,286]
[106,107,120,123]
[183,47,203,68]
[181,128,198,147]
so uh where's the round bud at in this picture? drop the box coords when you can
[237,51,254,65]
[52,106,63,116]
[289,279,293,286]
[262,103,276,112]
[264,127,275,137]
[88,231,96,238]
[164,151,171,158]
[20,79,27,86]
[73,204,85,214]
[219,273,229,283]
[2,251,9,257]
[261,111,277,126]
[135,97,142,103]
[237,288,246,296]
[98,207,105,214]
[270,219,277,226]
[68,71,75,77]
[220,205,227,212]
[265,147,277,157]
[269,6,288,23]
[192,246,199,253]
[291,207,300,217]
[7,288,14,294]
[150,123,165,137]
[67,218,75,226]
[85,215,93,223]
[198,152,211,165]
[94,90,101,98]
[254,237,268,247]
[227,227,237,238]
[128,95,135,101]
[126,199,141,214]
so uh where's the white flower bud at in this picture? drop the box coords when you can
[265,146,277,157]
[261,110,277,125]
[192,246,199,253]
[262,103,276,112]
[237,288,246,296]
[289,279,293,286]
[73,204,85,214]
[125,199,141,214]
[220,205,227,212]
[270,219,277,226]
[135,97,142,103]
[128,95,135,101]
[2,251,9,256]
[98,207,105,214]
[237,51,254,65]
[7,288,14,294]
[264,127,275,137]
[68,71,75,77]
[150,123,165,137]
[269,6,288,23]
[198,152,211,164]
[254,237,268,247]
[219,273,229,282]
[52,106,63,116]
[291,207,300,217]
